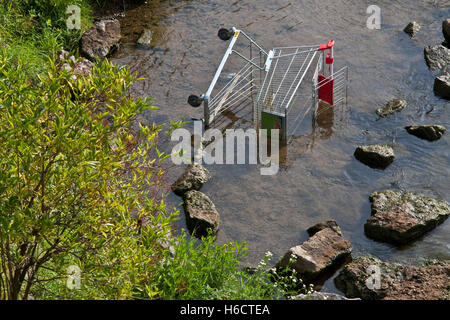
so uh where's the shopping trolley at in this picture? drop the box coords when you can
[188,27,348,144]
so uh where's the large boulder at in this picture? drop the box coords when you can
[376,98,407,117]
[434,75,450,100]
[80,18,121,60]
[403,21,420,38]
[443,19,450,43]
[354,144,395,169]
[335,256,450,300]
[424,45,450,74]
[404,125,446,141]
[364,190,450,245]
[276,220,352,283]
[171,163,211,196]
[183,190,219,238]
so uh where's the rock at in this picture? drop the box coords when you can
[354,144,395,169]
[171,163,211,196]
[443,40,450,50]
[290,292,359,300]
[137,29,153,49]
[364,190,450,245]
[183,190,219,238]
[276,221,352,283]
[334,256,450,300]
[434,75,450,100]
[424,45,450,74]
[376,99,407,117]
[55,50,94,90]
[403,21,420,37]
[443,19,450,43]
[404,125,446,141]
[56,50,94,77]
[80,18,121,60]
[307,220,342,237]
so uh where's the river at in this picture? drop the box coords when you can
[111,0,450,293]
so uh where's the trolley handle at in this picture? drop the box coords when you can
[318,40,334,51]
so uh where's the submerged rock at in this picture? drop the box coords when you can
[171,163,211,196]
[183,190,219,238]
[364,190,450,245]
[376,99,407,117]
[444,40,450,49]
[80,18,121,60]
[434,75,450,100]
[354,144,395,169]
[306,220,342,237]
[443,19,450,43]
[334,256,450,300]
[404,125,446,141]
[137,29,153,49]
[424,45,450,74]
[404,21,420,37]
[277,220,352,283]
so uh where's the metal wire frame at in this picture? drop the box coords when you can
[313,66,349,115]
[203,28,268,128]
[208,58,263,124]
[254,46,320,129]
[286,65,349,143]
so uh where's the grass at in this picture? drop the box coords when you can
[0,0,92,78]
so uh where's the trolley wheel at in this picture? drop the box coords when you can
[188,95,203,108]
[218,28,233,41]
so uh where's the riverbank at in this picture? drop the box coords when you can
[0,0,304,300]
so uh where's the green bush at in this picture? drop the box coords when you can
[0,1,313,300]
[1,0,92,56]
[0,47,178,299]
[147,232,312,300]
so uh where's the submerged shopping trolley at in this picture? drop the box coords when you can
[188,27,348,144]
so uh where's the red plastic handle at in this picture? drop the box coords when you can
[326,53,334,65]
[318,40,335,51]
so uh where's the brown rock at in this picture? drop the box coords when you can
[376,99,407,117]
[404,21,420,37]
[354,144,395,169]
[424,45,450,74]
[80,18,121,60]
[443,19,450,43]
[335,256,450,300]
[307,220,342,237]
[277,222,352,283]
[404,125,446,141]
[183,190,219,238]
[364,190,450,245]
[171,163,211,196]
[434,75,450,100]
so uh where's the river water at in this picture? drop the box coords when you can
[112,0,450,293]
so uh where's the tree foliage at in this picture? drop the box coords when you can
[0,50,176,299]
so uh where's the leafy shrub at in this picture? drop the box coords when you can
[0,48,177,299]
[146,232,313,300]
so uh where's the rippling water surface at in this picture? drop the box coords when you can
[112,0,450,293]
